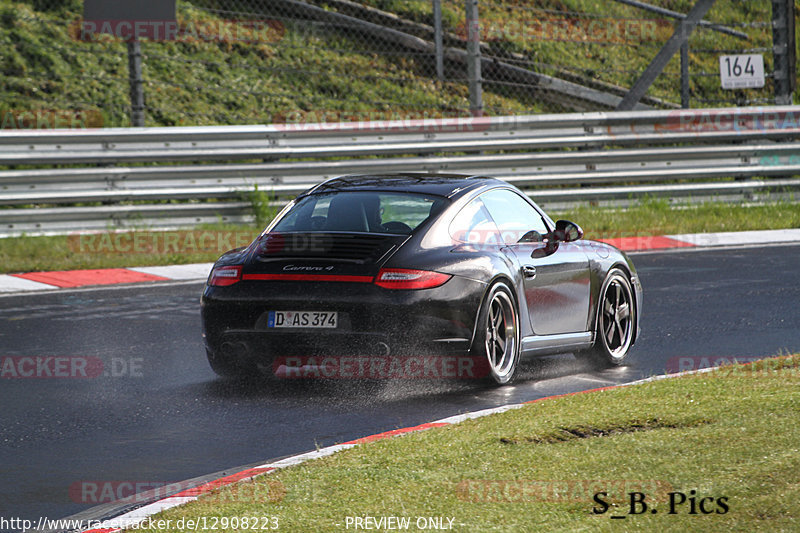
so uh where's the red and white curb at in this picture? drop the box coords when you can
[602,228,800,251]
[3,229,800,296]
[0,263,213,294]
[80,366,726,533]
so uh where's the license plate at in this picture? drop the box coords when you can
[268,311,338,329]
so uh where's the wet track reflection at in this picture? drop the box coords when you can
[1,245,799,526]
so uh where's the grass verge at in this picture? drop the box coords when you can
[551,197,800,241]
[129,354,800,532]
[1,199,798,274]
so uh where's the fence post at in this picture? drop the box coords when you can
[680,41,690,108]
[772,0,797,105]
[617,0,715,111]
[465,0,482,116]
[127,40,146,127]
[433,0,444,80]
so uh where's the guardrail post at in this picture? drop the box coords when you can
[465,0,483,116]
[127,40,146,127]
[772,0,797,105]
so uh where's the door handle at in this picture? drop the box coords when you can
[521,265,537,279]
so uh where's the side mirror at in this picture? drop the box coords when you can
[551,220,584,243]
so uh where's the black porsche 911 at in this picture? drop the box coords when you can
[201,173,642,384]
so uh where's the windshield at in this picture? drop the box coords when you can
[271,191,449,235]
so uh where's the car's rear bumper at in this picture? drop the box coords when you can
[201,275,486,362]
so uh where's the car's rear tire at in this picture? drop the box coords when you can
[581,269,636,367]
[472,282,521,385]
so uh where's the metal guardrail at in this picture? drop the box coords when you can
[1,107,799,236]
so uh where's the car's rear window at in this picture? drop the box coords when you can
[272,191,448,235]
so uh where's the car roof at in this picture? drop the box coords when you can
[304,173,504,198]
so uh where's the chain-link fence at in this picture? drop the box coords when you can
[1,0,796,128]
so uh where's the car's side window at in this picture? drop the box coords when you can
[480,189,549,245]
[449,197,502,245]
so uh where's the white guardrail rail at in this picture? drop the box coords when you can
[1,106,800,236]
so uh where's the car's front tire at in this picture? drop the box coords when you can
[582,269,636,367]
[473,281,521,385]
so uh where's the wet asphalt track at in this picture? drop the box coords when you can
[1,244,799,527]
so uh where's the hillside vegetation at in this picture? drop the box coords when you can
[1,0,794,127]
[1,0,534,128]
[344,0,782,105]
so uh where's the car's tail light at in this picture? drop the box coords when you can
[209,265,242,286]
[374,268,451,289]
